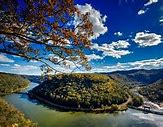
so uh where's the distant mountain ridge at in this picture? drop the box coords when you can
[103,68,163,85]
[1,68,163,86]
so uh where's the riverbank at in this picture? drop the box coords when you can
[0,86,29,96]
[28,92,129,113]
[0,98,37,127]
[4,82,163,127]
[0,73,37,126]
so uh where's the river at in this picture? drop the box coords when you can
[3,82,163,127]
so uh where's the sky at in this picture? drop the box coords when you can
[0,0,163,75]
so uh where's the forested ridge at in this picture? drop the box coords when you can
[30,73,143,112]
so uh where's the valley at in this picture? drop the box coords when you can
[1,68,163,127]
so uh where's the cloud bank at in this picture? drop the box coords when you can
[90,58,163,73]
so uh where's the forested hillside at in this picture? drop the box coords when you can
[30,73,143,112]
[0,72,37,127]
[139,79,163,102]
[0,73,29,96]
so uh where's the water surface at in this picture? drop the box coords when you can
[3,83,163,127]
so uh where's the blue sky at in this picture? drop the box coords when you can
[0,0,163,75]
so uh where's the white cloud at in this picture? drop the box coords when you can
[134,32,162,47]
[138,8,149,15]
[86,54,104,61]
[103,49,130,58]
[91,40,131,58]
[76,4,108,39]
[0,54,14,63]
[138,9,146,15]
[109,40,130,49]
[103,15,107,22]
[0,64,10,67]
[160,16,163,23]
[144,0,158,6]
[11,64,39,71]
[13,64,20,67]
[89,58,163,73]
[160,19,163,23]
[114,32,123,36]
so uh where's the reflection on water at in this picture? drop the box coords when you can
[3,83,163,127]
